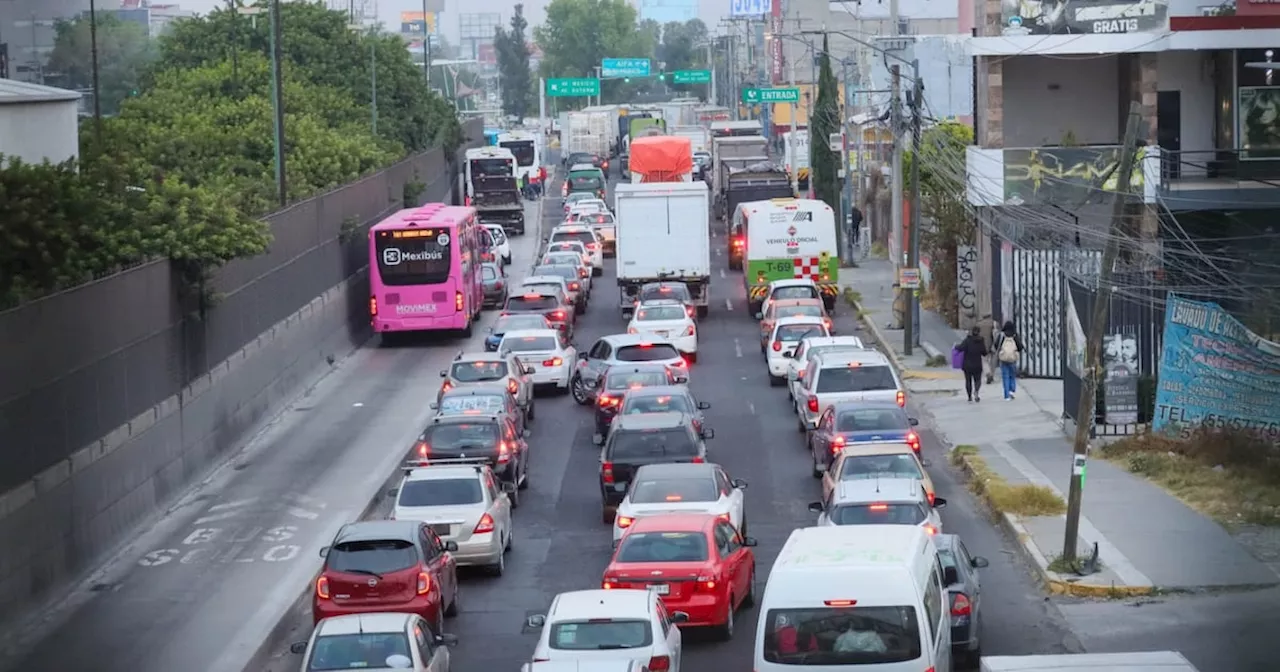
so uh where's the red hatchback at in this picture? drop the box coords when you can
[314,520,460,632]
[601,513,757,640]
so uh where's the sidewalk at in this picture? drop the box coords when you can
[840,258,1280,596]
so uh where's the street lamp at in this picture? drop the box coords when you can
[238,0,287,207]
[349,24,377,135]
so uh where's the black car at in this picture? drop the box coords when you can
[592,364,680,443]
[413,414,531,506]
[598,412,712,523]
[936,534,990,669]
[432,384,528,438]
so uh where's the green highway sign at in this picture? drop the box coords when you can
[672,70,712,84]
[741,87,801,104]
[546,78,600,97]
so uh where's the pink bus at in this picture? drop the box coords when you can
[369,203,484,336]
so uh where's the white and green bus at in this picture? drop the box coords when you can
[733,198,840,314]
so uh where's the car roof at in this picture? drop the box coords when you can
[549,589,653,618]
[606,363,672,378]
[523,275,568,286]
[455,351,509,363]
[548,240,587,248]
[622,385,691,400]
[837,442,918,458]
[502,328,560,340]
[829,400,907,413]
[771,298,824,306]
[816,350,892,366]
[602,333,678,348]
[404,463,489,482]
[634,462,715,479]
[770,278,817,288]
[315,612,413,636]
[933,533,959,552]
[612,411,691,430]
[627,512,718,534]
[335,520,421,544]
[569,164,600,171]
[775,316,828,327]
[440,384,508,397]
[636,299,685,308]
[833,478,927,504]
[802,336,866,349]
[552,225,593,233]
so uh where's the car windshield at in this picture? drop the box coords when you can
[839,455,923,481]
[615,531,709,562]
[307,633,413,671]
[506,296,559,311]
[451,361,508,382]
[398,478,484,507]
[609,428,698,459]
[623,393,693,415]
[487,227,507,243]
[606,371,668,390]
[816,366,897,393]
[548,620,653,650]
[438,393,506,416]
[776,324,826,343]
[761,607,921,665]
[631,477,717,503]
[640,285,690,302]
[569,174,604,190]
[837,409,910,431]
[327,539,417,574]
[636,306,687,321]
[774,286,819,300]
[421,422,500,454]
[503,335,559,352]
[494,315,548,332]
[523,283,563,297]
[616,344,681,362]
[776,305,823,319]
[829,503,927,526]
[549,243,583,254]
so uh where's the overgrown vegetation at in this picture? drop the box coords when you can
[1098,428,1280,526]
[810,34,841,218]
[952,444,1067,517]
[1,2,461,309]
[904,122,975,327]
[495,4,535,118]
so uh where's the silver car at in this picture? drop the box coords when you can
[291,612,457,672]
[570,334,691,406]
[390,461,515,575]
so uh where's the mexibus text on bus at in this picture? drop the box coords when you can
[369,203,485,337]
[497,130,541,182]
[465,147,517,201]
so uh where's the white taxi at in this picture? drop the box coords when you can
[499,328,577,393]
[765,316,830,386]
[627,299,698,361]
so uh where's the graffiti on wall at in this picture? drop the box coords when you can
[956,245,979,330]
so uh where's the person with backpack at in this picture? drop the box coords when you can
[994,320,1025,400]
[957,326,988,403]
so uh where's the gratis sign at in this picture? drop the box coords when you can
[741,87,801,104]
[601,58,651,78]
[672,70,712,84]
[546,78,600,97]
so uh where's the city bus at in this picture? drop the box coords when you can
[369,203,484,338]
[464,147,517,201]
[497,130,541,183]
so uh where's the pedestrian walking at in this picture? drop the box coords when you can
[994,320,1025,400]
[957,326,988,403]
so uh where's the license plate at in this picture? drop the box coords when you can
[655,330,669,337]
[648,584,670,595]
[429,524,451,535]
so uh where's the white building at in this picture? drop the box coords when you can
[0,79,82,166]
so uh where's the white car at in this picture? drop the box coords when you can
[765,316,830,385]
[612,462,746,543]
[563,193,603,214]
[390,461,514,574]
[785,335,867,402]
[549,225,605,274]
[808,478,946,535]
[567,201,608,220]
[545,240,592,271]
[290,612,456,672]
[527,590,686,671]
[484,223,512,265]
[627,299,698,361]
[795,349,904,431]
[499,328,577,392]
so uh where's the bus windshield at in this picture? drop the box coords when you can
[374,229,451,286]
[499,141,536,167]
[471,158,513,178]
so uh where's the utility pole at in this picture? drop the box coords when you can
[889,64,904,328]
[538,76,547,150]
[88,0,102,146]
[421,0,432,90]
[268,0,287,207]
[1063,100,1143,563]
[708,41,716,106]
[841,58,854,259]
[904,62,922,356]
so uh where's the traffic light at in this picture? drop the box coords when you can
[624,77,631,83]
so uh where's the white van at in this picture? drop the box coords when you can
[753,525,951,672]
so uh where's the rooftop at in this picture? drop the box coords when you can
[0,80,82,105]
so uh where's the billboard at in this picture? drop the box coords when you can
[400,11,438,36]
[729,0,769,16]
[477,43,497,65]
[769,0,783,84]
[999,0,1167,35]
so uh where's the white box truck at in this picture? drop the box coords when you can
[614,181,712,317]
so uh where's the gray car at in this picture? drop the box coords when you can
[481,262,507,308]
[936,533,990,669]
[532,264,587,311]
[432,383,528,438]
[617,384,710,434]
[570,334,690,406]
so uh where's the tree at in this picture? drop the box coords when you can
[535,0,650,99]
[904,121,975,325]
[494,4,534,118]
[46,14,154,115]
[810,34,841,218]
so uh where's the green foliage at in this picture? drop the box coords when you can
[495,4,535,118]
[904,121,975,326]
[535,0,651,102]
[658,19,708,93]
[47,14,155,115]
[809,35,841,213]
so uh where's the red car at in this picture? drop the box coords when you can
[314,520,460,632]
[601,513,757,640]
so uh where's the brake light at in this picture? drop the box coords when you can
[695,575,718,592]
[616,515,635,528]
[869,504,889,511]
[928,490,936,506]
[717,513,731,523]
[732,237,744,247]
[415,441,430,457]
[627,327,639,335]
[602,461,615,484]
[924,524,937,535]
[906,431,920,453]
[830,435,846,453]
[772,341,782,352]
[897,390,906,407]
[824,599,858,606]
[456,292,464,311]
[586,243,598,250]
[551,310,566,320]
[507,379,519,395]
[648,656,671,672]
[465,196,471,206]
[497,440,511,463]
[369,297,377,316]
[602,577,621,589]
[686,306,695,318]
[691,456,705,464]
[683,324,696,337]
[951,593,972,616]
[474,513,495,534]
[316,576,330,599]
[523,293,540,299]
[441,381,452,392]
[598,394,618,407]
[416,571,432,595]
[807,397,819,413]
[671,358,687,368]
[569,282,581,291]
[602,161,609,169]
[578,268,588,278]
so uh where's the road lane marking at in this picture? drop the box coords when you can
[207,498,258,512]
[748,402,756,415]
[725,299,733,311]
[194,511,247,525]
[720,269,726,278]
[734,339,743,358]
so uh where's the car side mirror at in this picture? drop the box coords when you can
[444,540,459,552]
[933,497,948,509]
[742,536,758,547]
[697,401,711,410]
[731,478,748,489]
[386,488,399,498]
[318,546,330,558]
[670,611,690,623]
[289,642,308,655]
[502,482,517,494]
[435,633,459,646]
[921,459,932,468]
[909,417,919,426]
[943,566,959,586]
[526,614,547,628]
[807,502,823,513]
[429,403,438,410]
[524,366,536,375]
[972,556,990,569]
[782,351,794,359]
[701,428,715,440]
[577,351,588,359]
[439,370,448,378]
[674,375,689,384]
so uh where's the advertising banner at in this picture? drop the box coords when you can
[1103,334,1140,425]
[770,0,784,84]
[729,0,769,16]
[1000,0,1167,35]
[1153,295,1280,440]
[1002,146,1145,205]
[1239,87,1280,160]
[400,11,437,36]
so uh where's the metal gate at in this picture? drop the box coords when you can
[1010,250,1063,378]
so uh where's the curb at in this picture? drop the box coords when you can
[847,295,909,374]
[951,453,1158,599]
